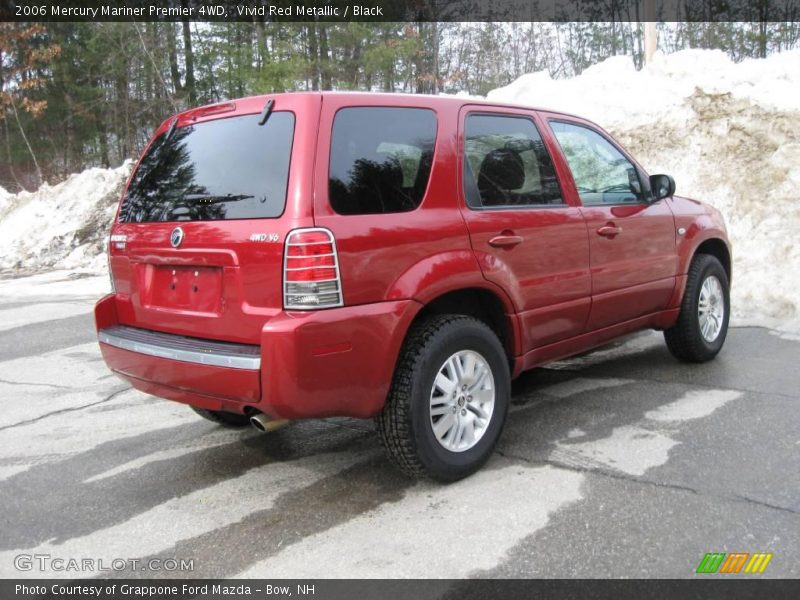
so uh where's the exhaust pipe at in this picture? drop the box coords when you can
[249,413,290,433]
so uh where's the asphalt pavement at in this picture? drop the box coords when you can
[0,284,797,579]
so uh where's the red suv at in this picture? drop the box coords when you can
[96,92,731,481]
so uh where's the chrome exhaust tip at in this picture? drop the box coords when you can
[249,413,289,433]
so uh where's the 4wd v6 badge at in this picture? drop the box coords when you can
[249,233,280,243]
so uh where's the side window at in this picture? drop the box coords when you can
[329,107,436,215]
[549,120,645,205]
[464,114,563,208]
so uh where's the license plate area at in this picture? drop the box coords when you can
[144,264,223,314]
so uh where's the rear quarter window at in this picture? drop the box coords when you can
[328,107,437,215]
[119,112,295,222]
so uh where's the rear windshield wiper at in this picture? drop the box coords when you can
[258,99,275,126]
[183,193,255,204]
[165,117,178,141]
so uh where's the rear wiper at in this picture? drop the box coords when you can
[183,193,255,204]
[165,118,178,141]
[258,99,275,126]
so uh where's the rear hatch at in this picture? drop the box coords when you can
[108,93,320,344]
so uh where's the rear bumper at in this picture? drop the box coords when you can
[99,325,261,370]
[95,294,421,419]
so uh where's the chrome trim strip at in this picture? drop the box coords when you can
[98,329,261,370]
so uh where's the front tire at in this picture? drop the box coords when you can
[664,254,730,362]
[376,315,510,482]
[191,407,251,428]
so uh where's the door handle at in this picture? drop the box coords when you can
[596,225,623,238]
[488,235,523,248]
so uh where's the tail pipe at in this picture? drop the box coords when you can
[249,413,290,433]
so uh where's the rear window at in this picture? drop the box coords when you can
[329,107,436,215]
[119,112,294,222]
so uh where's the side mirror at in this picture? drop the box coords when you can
[650,174,675,201]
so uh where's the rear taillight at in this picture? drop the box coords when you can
[105,236,114,292]
[107,233,126,293]
[283,228,343,310]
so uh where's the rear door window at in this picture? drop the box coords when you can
[119,112,295,222]
[464,114,563,208]
[328,107,436,215]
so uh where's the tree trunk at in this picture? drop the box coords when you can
[758,17,768,57]
[96,100,110,169]
[319,25,332,90]
[351,41,361,88]
[181,1,197,105]
[431,21,439,94]
[116,58,131,159]
[382,28,393,91]
[3,117,23,191]
[144,23,154,102]
[10,98,43,186]
[254,18,267,70]
[308,22,319,91]
[643,0,657,66]
[235,23,246,97]
[166,22,183,95]
[415,23,425,93]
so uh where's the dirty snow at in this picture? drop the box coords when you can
[490,49,800,335]
[0,161,132,274]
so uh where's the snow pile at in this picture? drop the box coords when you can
[490,49,800,335]
[489,49,799,127]
[0,161,132,275]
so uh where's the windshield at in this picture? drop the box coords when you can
[119,112,294,222]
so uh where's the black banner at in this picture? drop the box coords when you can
[1,0,798,23]
[3,579,800,600]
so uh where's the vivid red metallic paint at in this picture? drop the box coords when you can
[96,92,731,419]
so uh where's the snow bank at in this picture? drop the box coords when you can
[0,161,132,275]
[488,49,800,128]
[490,49,800,335]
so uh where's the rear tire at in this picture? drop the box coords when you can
[376,314,510,482]
[664,254,730,363]
[191,407,251,428]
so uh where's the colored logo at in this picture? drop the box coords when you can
[696,552,773,574]
[170,227,184,248]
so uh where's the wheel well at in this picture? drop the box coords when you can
[695,238,731,281]
[413,289,514,360]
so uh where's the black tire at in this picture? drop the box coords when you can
[376,314,510,482]
[664,254,730,363]
[191,407,251,428]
